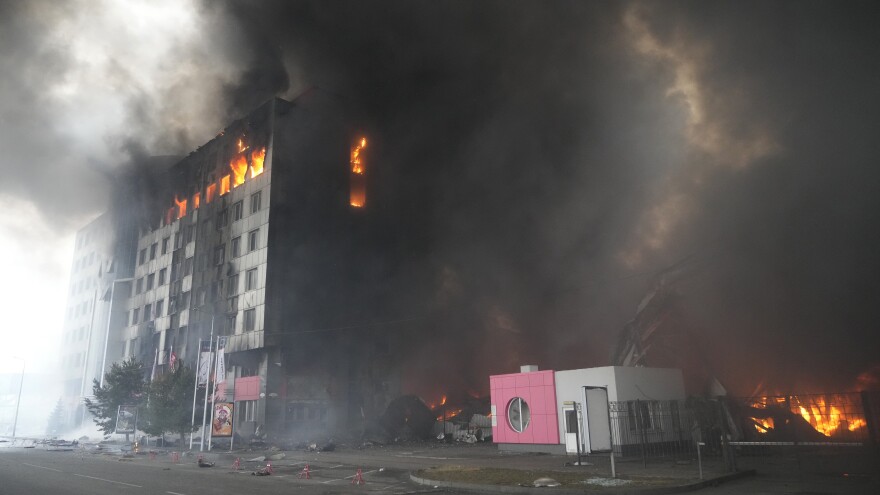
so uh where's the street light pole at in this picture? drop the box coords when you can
[12,357,25,439]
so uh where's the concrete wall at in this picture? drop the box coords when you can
[612,366,686,402]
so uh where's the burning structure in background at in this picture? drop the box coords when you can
[5,1,880,439]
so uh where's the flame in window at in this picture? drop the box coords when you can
[193,192,201,210]
[230,154,248,187]
[206,182,217,203]
[350,137,367,208]
[220,174,231,196]
[250,147,266,178]
[174,195,188,219]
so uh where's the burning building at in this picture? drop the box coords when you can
[64,90,407,441]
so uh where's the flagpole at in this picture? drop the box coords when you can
[199,316,215,451]
[189,339,202,450]
[208,335,220,451]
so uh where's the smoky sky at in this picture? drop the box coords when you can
[3,0,880,394]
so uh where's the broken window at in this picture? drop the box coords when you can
[248,229,259,252]
[250,190,262,213]
[161,237,170,255]
[350,137,367,208]
[216,208,228,230]
[246,268,257,291]
[186,225,194,244]
[244,308,256,332]
[214,245,225,265]
[220,174,231,196]
[228,274,239,296]
[231,236,241,258]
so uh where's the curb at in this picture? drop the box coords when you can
[410,469,755,495]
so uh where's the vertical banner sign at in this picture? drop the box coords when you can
[212,402,234,437]
[115,405,138,434]
[198,340,213,385]
[215,336,227,401]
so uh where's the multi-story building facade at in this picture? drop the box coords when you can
[98,90,402,442]
[59,210,138,430]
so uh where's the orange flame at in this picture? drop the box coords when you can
[350,137,367,208]
[230,154,248,187]
[174,195,187,219]
[794,397,867,436]
[351,137,366,174]
[751,395,867,436]
[250,147,266,178]
[237,138,249,153]
[193,192,201,210]
[220,175,230,196]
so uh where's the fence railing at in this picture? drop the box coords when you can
[606,391,879,462]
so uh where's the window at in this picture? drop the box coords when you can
[250,190,262,213]
[195,287,206,307]
[507,397,531,433]
[242,400,257,422]
[227,314,236,334]
[232,200,243,221]
[227,296,238,313]
[131,308,140,325]
[139,248,146,265]
[146,273,155,291]
[150,243,157,260]
[216,208,229,230]
[228,274,239,296]
[158,268,167,286]
[155,299,164,318]
[184,257,194,275]
[244,308,256,331]
[143,303,152,322]
[175,232,183,249]
[246,268,258,291]
[231,236,241,258]
[214,245,225,265]
[626,401,659,432]
[161,237,170,255]
[136,277,144,294]
[248,229,259,252]
[186,225,194,244]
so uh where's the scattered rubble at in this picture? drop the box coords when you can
[532,477,561,487]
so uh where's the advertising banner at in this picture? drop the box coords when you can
[115,405,138,434]
[212,402,234,437]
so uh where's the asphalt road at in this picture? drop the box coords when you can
[0,446,441,495]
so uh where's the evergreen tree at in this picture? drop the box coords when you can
[46,397,66,437]
[84,358,146,439]
[143,365,201,444]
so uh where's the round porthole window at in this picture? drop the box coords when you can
[507,397,531,433]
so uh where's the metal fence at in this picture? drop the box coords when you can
[607,392,880,464]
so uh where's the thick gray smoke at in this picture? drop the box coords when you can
[3,0,879,395]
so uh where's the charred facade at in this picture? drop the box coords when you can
[98,91,401,441]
